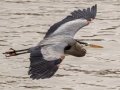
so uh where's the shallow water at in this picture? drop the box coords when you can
[0,0,120,90]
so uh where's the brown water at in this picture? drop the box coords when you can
[0,0,120,90]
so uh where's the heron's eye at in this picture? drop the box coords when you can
[64,46,71,50]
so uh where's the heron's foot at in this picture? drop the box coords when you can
[3,48,29,57]
[3,48,17,57]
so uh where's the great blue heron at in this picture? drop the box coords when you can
[3,4,103,79]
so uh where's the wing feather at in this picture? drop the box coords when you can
[28,43,67,79]
[44,5,97,38]
[44,16,76,38]
[71,4,97,20]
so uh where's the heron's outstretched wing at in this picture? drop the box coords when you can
[28,43,67,79]
[44,4,97,38]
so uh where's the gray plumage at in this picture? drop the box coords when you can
[39,35,76,61]
[49,19,88,37]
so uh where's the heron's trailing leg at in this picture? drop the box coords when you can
[3,48,29,57]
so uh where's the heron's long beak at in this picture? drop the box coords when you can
[75,40,103,48]
[87,44,103,48]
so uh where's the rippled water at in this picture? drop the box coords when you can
[0,0,120,90]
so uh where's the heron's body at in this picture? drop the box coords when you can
[36,35,86,60]
[4,5,99,79]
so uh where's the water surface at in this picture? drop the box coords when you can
[0,0,120,90]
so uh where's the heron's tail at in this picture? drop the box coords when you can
[3,48,29,57]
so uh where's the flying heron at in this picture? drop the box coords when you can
[3,4,103,79]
